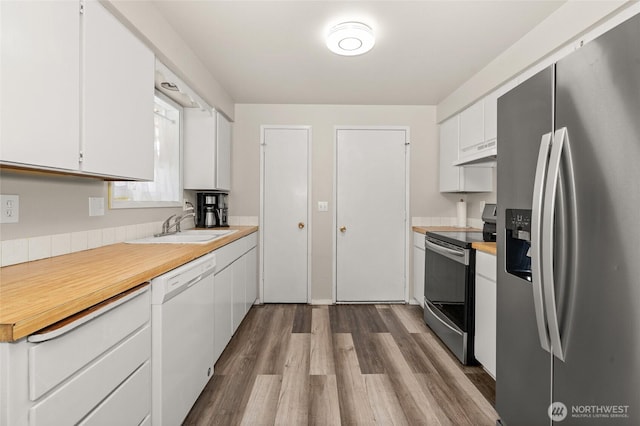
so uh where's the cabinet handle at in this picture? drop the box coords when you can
[339,226,347,233]
[27,285,149,343]
[298,222,305,229]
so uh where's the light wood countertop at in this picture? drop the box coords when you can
[472,242,497,255]
[0,226,258,342]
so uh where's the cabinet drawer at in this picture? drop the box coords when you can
[28,288,150,400]
[216,238,245,272]
[79,361,150,426]
[476,251,496,282]
[413,232,425,249]
[29,325,150,426]
[245,231,258,249]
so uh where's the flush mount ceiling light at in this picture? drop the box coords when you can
[326,21,375,56]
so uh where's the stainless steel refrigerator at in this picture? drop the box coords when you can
[496,12,640,426]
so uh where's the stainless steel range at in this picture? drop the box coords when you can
[423,230,484,365]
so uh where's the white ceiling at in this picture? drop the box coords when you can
[152,1,565,105]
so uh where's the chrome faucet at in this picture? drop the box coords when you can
[156,204,196,237]
[160,214,177,235]
[173,210,196,233]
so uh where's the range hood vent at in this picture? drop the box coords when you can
[453,140,497,167]
[155,60,211,111]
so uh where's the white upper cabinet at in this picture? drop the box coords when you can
[484,79,518,143]
[215,112,232,191]
[183,110,232,191]
[0,0,154,180]
[0,1,80,171]
[483,90,499,144]
[81,0,155,180]
[439,116,492,193]
[458,100,484,159]
[454,79,517,166]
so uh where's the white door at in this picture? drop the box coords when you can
[261,127,309,303]
[336,128,407,302]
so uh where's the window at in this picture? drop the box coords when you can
[109,93,182,208]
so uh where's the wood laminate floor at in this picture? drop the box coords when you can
[184,304,497,425]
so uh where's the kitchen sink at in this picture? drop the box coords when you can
[126,229,238,244]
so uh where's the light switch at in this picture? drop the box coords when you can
[0,195,19,223]
[89,197,105,216]
[318,201,329,212]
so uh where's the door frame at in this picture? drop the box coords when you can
[259,125,312,304]
[332,126,411,304]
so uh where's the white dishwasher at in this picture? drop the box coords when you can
[150,252,216,426]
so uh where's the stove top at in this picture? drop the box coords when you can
[426,231,484,248]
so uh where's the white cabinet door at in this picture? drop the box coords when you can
[82,0,154,180]
[213,265,233,362]
[474,251,496,378]
[412,233,425,308]
[458,100,484,157]
[245,246,258,312]
[483,90,499,144]
[439,115,492,193]
[232,256,246,333]
[484,79,518,143]
[0,1,80,171]
[184,109,216,189]
[216,112,232,191]
[439,116,461,192]
[183,110,231,190]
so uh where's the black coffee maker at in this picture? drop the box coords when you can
[196,192,229,228]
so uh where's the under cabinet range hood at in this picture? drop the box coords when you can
[453,140,497,167]
[155,60,209,110]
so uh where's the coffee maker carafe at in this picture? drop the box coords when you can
[196,192,229,228]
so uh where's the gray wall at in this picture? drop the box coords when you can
[0,170,185,241]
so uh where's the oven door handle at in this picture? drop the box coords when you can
[425,239,465,257]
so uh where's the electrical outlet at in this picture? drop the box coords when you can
[0,195,19,223]
[89,197,105,216]
[318,201,329,212]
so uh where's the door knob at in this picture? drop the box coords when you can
[298,222,305,229]
[339,226,347,233]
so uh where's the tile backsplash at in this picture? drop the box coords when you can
[411,216,483,229]
[1,221,166,267]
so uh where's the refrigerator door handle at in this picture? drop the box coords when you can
[542,127,568,361]
[531,132,552,353]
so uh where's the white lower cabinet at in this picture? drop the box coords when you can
[213,232,259,362]
[0,287,151,426]
[245,247,258,313]
[412,232,425,308]
[474,251,497,378]
[213,264,233,362]
[0,233,259,426]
